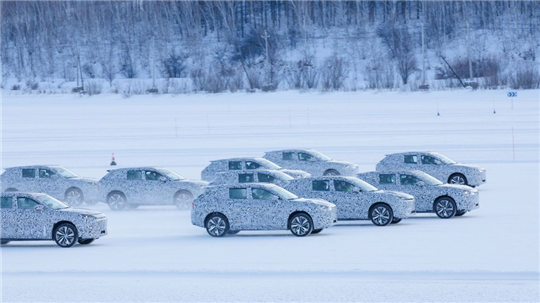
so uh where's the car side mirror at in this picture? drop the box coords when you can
[159,176,167,183]
[352,188,361,193]
[271,195,280,200]
[416,181,425,187]
[34,205,44,211]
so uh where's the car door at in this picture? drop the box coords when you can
[419,154,440,176]
[280,151,298,169]
[296,152,319,173]
[125,170,145,204]
[398,174,430,211]
[227,188,251,229]
[1,196,16,238]
[250,188,281,229]
[376,173,400,191]
[14,197,49,239]
[402,154,420,170]
[332,180,368,220]
[37,168,63,199]
[18,168,38,192]
[143,170,169,205]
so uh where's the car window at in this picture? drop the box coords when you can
[379,174,396,185]
[238,173,254,183]
[421,155,439,165]
[245,161,261,170]
[229,161,242,170]
[400,174,420,186]
[298,152,314,161]
[334,180,354,192]
[251,188,275,200]
[127,170,143,180]
[404,155,418,164]
[39,169,56,178]
[282,152,295,160]
[17,197,39,209]
[312,180,330,191]
[258,173,276,183]
[1,197,12,209]
[229,188,247,199]
[145,171,163,181]
[22,169,36,178]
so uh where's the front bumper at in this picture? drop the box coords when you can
[80,218,108,239]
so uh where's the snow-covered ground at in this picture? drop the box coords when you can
[1,90,539,302]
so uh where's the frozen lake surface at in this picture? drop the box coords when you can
[1,90,539,302]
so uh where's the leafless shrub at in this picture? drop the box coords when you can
[320,55,348,91]
[85,80,103,95]
[363,60,395,89]
[25,80,39,90]
[285,56,319,90]
[509,64,540,89]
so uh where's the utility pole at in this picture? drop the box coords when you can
[152,36,156,89]
[262,30,271,85]
[467,21,473,81]
[421,22,425,85]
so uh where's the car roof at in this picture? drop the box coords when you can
[106,166,170,172]
[210,183,282,190]
[366,169,429,176]
[6,165,63,169]
[293,176,360,182]
[385,151,438,156]
[265,149,316,154]
[210,157,266,163]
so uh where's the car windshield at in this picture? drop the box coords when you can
[257,159,281,170]
[415,171,444,185]
[157,168,185,181]
[37,195,69,210]
[51,167,79,179]
[432,153,457,164]
[349,178,378,192]
[270,186,298,200]
[309,150,331,161]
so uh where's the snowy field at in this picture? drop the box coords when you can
[1,89,539,302]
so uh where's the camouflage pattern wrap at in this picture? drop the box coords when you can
[1,192,107,241]
[263,149,360,176]
[201,157,310,182]
[0,165,99,205]
[375,152,486,187]
[357,170,480,214]
[191,183,337,231]
[284,176,415,221]
[98,167,208,206]
[210,169,294,187]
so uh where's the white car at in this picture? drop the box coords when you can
[1,192,107,248]
[284,176,415,226]
[210,169,294,187]
[376,152,486,187]
[1,165,99,206]
[263,149,360,176]
[357,170,479,218]
[192,183,337,237]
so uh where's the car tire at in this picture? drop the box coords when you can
[78,239,95,245]
[65,188,84,207]
[448,173,468,186]
[107,192,127,211]
[289,213,313,237]
[311,228,323,234]
[54,223,78,248]
[369,204,394,226]
[205,213,229,237]
[323,169,340,176]
[174,190,193,210]
[456,210,467,217]
[434,197,457,219]
[391,218,402,224]
[4,188,18,193]
[1,240,9,245]
[228,230,240,235]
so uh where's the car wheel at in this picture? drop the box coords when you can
[311,228,323,234]
[391,218,402,224]
[174,190,193,210]
[205,214,229,237]
[434,197,457,219]
[289,213,313,237]
[456,210,467,217]
[1,240,9,245]
[107,192,127,211]
[65,188,84,207]
[323,169,340,176]
[54,223,78,248]
[78,239,95,245]
[4,188,18,193]
[228,230,240,235]
[448,173,468,186]
[370,204,393,226]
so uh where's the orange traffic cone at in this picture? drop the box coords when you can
[110,153,117,166]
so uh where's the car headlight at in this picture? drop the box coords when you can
[84,215,98,220]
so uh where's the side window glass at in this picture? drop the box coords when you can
[39,169,56,178]
[252,188,274,200]
[400,174,420,186]
[238,173,254,183]
[334,180,354,192]
[229,188,247,199]
[282,152,294,160]
[1,197,12,209]
[17,198,39,209]
[145,171,162,181]
[404,155,418,164]
[312,180,330,191]
[379,174,396,185]
[258,173,275,183]
[245,161,261,170]
[127,170,143,180]
[298,153,314,161]
[229,161,242,170]
[22,169,36,178]
[421,155,439,165]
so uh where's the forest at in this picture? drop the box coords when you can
[1,1,539,94]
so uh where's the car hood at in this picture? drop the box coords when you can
[280,169,311,178]
[71,177,99,184]
[451,163,484,171]
[327,160,357,167]
[437,183,478,192]
[58,207,106,218]
[292,197,335,208]
[178,180,209,186]
[376,190,415,200]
